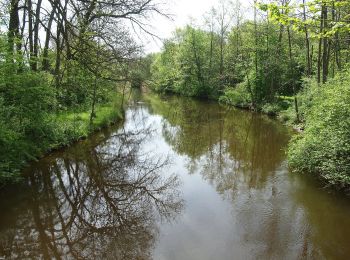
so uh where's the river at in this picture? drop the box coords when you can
[1,93,350,259]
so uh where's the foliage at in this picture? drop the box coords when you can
[219,83,251,108]
[0,71,55,180]
[0,65,124,183]
[151,27,221,98]
[260,0,350,38]
[151,18,305,105]
[130,54,156,89]
[288,69,350,187]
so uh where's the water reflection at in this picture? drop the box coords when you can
[2,93,350,259]
[0,117,182,259]
[146,94,350,260]
[147,95,290,193]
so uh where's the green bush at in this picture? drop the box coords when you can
[261,103,282,116]
[273,97,296,123]
[219,83,252,108]
[278,106,297,123]
[0,69,123,183]
[0,72,56,181]
[288,70,350,188]
[292,77,320,123]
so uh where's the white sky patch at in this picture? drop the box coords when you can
[141,0,253,53]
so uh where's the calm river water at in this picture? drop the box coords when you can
[1,93,350,259]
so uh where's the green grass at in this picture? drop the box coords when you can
[0,93,124,185]
[54,95,124,146]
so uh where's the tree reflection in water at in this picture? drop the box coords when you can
[1,122,183,259]
[149,95,290,194]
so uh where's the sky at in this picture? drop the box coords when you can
[142,0,253,53]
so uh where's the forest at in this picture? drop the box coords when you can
[150,0,350,189]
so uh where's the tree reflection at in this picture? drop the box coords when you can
[1,123,182,259]
[147,95,325,259]
[146,94,290,194]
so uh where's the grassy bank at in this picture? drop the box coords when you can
[56,98,124,143]
[0,93,124,185]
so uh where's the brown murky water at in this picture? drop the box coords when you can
[1,93,350,259]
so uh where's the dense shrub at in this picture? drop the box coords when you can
[219,83,252,108]
[0,69,123,183]
[0,72,56,180]
[261,103,283,116]
[288,70,350,187]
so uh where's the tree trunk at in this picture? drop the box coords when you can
[322,5,329,83]
[54,23,62,88]
[253,0,259,103]
[7,0,20,62]
[219,28,224,76]
[287,27,300,123]
[191,30,205,94]
[42,6,56,71]
[33,0,43,71]
[27,0,35,71]
[209,30,213,77]
[254,0,258,76]
[317,5,324,85]
[90,76,98,127]
[302,0,311,76]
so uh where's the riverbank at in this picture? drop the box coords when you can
[150,87,300,128]
[150,72,350,191]
[0,94,124,186]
